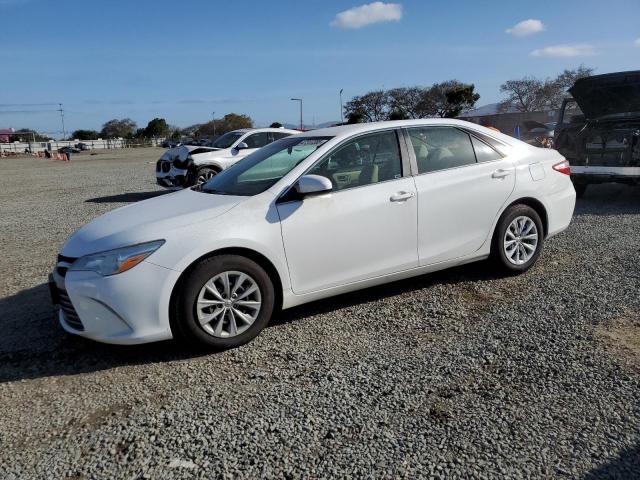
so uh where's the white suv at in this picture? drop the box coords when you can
[156,127,298,188]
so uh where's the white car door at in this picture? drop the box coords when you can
[405,126,515,266]
[277,130,419,294]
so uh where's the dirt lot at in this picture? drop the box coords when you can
[1,148,639,479]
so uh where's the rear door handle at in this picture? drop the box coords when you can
[390,191,415,202]
[492,169,512,179]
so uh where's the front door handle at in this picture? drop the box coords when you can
[492,169,512,179]
[390,191,415,202]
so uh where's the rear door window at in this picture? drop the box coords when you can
[407,127,477,174]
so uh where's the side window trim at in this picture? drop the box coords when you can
[467,132,505,164]
[462,128,508,155]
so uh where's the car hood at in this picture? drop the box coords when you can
[569,71,640,120]
[160,144,204,161]
[62,189,244,258]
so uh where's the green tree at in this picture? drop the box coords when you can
[419,80,480,118]
[144,117,170,138]
[346,111,365,124]
[14,128,49,142]
[197,113,253,137]
[269,122,283,128]
[100,118,137,138]
[71,129,99,140]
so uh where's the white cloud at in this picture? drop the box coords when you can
[330,2,402,29]
[530,43,596,58]
[635,38,640,47]
[506,19,545,37]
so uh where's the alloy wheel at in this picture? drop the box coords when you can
[503,216,539,265]
[196,271,262,338]
[196,170,217,185]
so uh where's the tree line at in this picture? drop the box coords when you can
[70,113,255,141]
[344,80,480,123]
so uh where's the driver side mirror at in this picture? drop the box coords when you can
[294,175,333,196]
[234,142,249,151]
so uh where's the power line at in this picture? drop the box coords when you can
[57,103,66,140]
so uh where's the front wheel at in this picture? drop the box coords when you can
[492,204,544,273]
[173,255,275,349]
[194,167,219,186]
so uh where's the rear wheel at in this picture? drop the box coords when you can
[173,255,275,349]
[492,204,544,273]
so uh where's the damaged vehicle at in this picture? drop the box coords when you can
[520,121,555,148]
[554,70,640,197]
[156,128,298,188]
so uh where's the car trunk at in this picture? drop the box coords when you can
[555,71,640,171]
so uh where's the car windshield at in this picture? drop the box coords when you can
[211,132,243,149]
[200,136,332,196]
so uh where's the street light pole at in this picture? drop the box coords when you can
[339,89,344,124]
[291,98,303,130]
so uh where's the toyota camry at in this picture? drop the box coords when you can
[51,119,576,349]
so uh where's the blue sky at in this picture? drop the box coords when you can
[1,0,638,136]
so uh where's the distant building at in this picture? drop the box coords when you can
[0,128,15,143]
[459,103,558,137]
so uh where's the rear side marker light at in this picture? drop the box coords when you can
[552,160,571,175]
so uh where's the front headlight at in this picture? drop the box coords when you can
[69,240,165,276]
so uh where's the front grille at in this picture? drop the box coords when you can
[161,161,171,173]
[58,289,84,331]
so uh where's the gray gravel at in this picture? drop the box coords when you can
[1,149,639,479]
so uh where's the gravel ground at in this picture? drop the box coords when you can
[1,148,639,479]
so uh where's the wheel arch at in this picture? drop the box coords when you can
[505,197,548,238]
[168,247,284,336]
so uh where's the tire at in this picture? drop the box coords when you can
[492,204,544,274]
[194,167,219,186]
[573,182,587,198]
[173,255,275,349]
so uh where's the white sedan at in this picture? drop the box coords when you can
[51,119,576,348]
[156,127,298,188]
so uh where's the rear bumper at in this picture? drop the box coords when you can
[546,184,576,238]
[571,166,640,184]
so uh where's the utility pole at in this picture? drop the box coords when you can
[339,89,344,124]
[58,103,66,140]
[212,111,216,137]
[290,98,303,130]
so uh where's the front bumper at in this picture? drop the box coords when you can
[50,260,180,345]
[156,159,190,188]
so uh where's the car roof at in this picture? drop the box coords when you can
[230,128,300,134]
[300,119,517,145]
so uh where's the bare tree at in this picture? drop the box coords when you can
[498,77,545,113]
[498,66,595,112]
[387,87,424,119]
[344,90,389,122]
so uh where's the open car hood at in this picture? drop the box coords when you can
[569,71,640,120]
